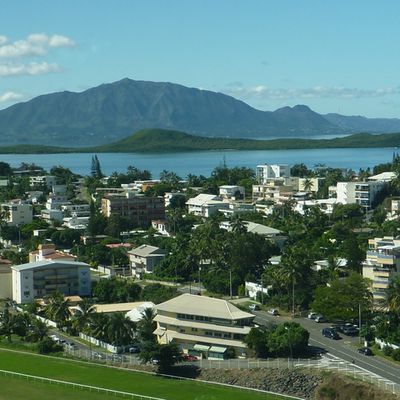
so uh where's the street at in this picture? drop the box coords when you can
[253,310,400,386]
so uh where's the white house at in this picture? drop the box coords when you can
[219,185,245,200]
[256,164,290,184]
[332,181,387,210]
[186,194,230,218]
[30,175,56,189]
[128,245,166,277]
[1,201,33,226]
[12,260,91,304]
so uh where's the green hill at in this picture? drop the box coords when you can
[1,128,400,154]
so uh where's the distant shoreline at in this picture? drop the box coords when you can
[0,129,399,154]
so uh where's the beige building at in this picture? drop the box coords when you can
[363,237,400,304]
[1,201,33,226]
[154,294,254,359]
[29,244,76,263]
[0,258,12,299]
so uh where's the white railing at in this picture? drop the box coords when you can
[0,368,165,400]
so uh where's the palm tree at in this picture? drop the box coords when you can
[386,275,400,316]
[302,178,313,192]
[73,298,95,332]
[230,215,247,235]
[46,292,71,327]
[27,318,49,342]
[88,313,109,341]
[137,307,156,343]
[105,313,136,346]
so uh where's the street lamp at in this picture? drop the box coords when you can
[285,325,293,365]
[198,266,202,296]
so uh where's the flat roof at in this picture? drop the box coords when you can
[11,260,89,272]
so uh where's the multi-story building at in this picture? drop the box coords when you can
[29,175,56,189]
[29,244,76,263]
[363,236,400,304]
[256,164,290,184]
[154,293,254,359]
[219,185,245,200]
[331,181,386,210]
[1,201,33,226]
[186,194,230,218]
[128,244,166,277]
[101,193,165,228]
[12,260,91,304]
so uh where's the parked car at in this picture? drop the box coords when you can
[322,328,340,340]
[248,304,260,311]
[315,315,327,323]
[129,345,140,354]
[308,312,318,320]
[343,326,359,336]
[267,308,279,316]
[358,347,373,356]
[182,354,198,362]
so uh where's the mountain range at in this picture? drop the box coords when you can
[1,78,400,147]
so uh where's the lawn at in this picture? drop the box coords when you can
[0,349,288,400]
[0,375,117,400]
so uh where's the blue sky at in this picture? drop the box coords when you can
[1,0,400,117]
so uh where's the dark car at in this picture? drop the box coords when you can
[358,347,373,356]
[129,345,140,354]
[343,325,359,336]
[322,328,340,340]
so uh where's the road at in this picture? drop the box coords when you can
[253,310,400,386]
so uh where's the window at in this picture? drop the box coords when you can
[214,332,222,338]
[223,333,231,339]
[205,331,213,336]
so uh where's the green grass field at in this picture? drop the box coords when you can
[0,349,289,400]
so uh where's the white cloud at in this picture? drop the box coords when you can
[0,61,61,76]
[223,84,400,100]
[0,91,24,103]
[0,33,75,58]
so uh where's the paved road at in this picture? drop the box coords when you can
[253,310,400,386]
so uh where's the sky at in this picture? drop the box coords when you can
[1,0,400,117]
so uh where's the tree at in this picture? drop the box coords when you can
[91,155,103,178]
[386,275,400,317]
[302,178,313,192]
[266,322,309,357]
[136,307,157,343]
[45,292,71,327]
[244,327,268,357]
[27,318,49,342]
[0,161,12,176]
[73,298,95,332]
[141,284,177,304]
[139,342,182,372]
[311,273,372,321]
[105,313,136,346]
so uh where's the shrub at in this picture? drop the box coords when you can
[382,345,393,356]
[391,348,400,361]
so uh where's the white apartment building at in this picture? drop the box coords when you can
[219,185,245,200]
[363,237,400,305]
[128,245,166,277]
[1,201,33,226]
[256,164,290,184]
[12,260,91,304]
[331,181,386,210]
[29,175,56,189]
[186,194,230,218]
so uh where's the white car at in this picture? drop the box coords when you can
[268,308,279,316]
[248,304,260,311]
[308,312,318,320]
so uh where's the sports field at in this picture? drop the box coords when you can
[0,350,291,400]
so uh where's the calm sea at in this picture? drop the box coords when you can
[0,147,396,178]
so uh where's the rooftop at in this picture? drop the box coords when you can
[93,301,149,313]
[11,260,89,272]
[155,293,254,321]
[128,244,165,257]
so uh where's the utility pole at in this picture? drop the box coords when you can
[292,268,295,318]
[229,267,233,299]
[198,266,202,295]
[359,303,362,344]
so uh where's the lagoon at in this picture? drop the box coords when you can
[0,147,396,178]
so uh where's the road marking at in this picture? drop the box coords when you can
[309,338,400,382]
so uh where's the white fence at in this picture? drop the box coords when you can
[79,332,119,353]
[375,337,400,350]
[64,348,400,397]
[0,368,165,400]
